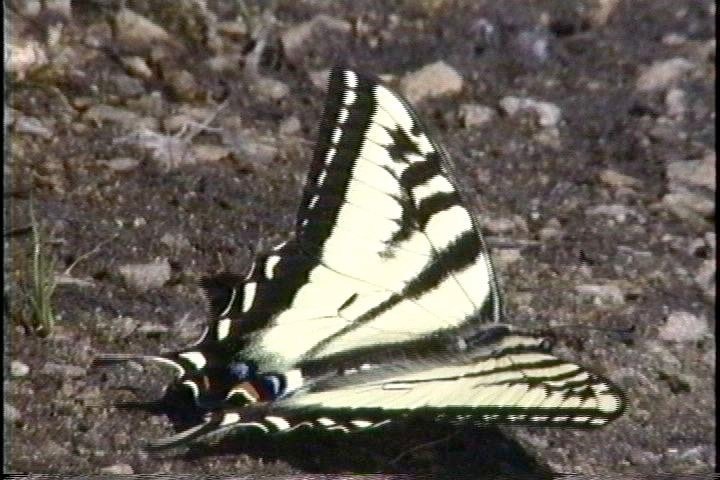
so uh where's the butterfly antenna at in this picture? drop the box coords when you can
[547,323,636,343]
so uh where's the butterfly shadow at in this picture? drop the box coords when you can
[117,387,555,477]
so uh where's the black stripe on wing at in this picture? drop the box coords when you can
[296,68,376,254]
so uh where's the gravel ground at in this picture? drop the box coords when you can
[6,0,715,476]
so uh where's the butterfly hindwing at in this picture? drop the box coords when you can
[274,329,625,428]
[143,328,624,449]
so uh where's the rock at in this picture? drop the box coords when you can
[676,445,710,464]
[514,431,549,450]
[586,0,621,26]
[166,69,200,101]
[695,259,715,302]
[119,259,171,291]
[11,361,30,378]
[5,403,21,422]
[666,153,716,191]
[218,114,243,135]
[658,311,709,342]
[706,232,716,253]
[471,16,502,50]
[6,107,19,128]
[109,73,145,97]
[662,191,714,219]
[687,237,708,257]
[499,96,561,127]
[160,232,191,251]
[137,323,170,335]
[598,169,642,189]
[16,0,41,16]
[114,8,171,49]
[459,103,496,128]
[400,62,463,104]
[648,117,684,143]
[7,40,48,80]
[308,68,332,90]
[83,20,112,48]
[585,204,640,222]
[125,92,164,117]
[495,248,522,266]
[636,58,694,92]
[575,284,625,305]
[46,441,70,457]
[45,0,71,18]
[104,157,140,172]
[512,214,529,233]
[282,15,351,62]
[191,144,233,163]
[629,450,663,466]
[164,113,199,133]
[699,38,716,62]
[14,116,53,139]
[483,217,516,234]
[241,137,278,164]
[662,33,687,46]
[645,339,682,372]
[122,56,153,80]
[703,348,715,368]
[206,53,244,73]
[538,218,563,240]
[41,362,86,378]
[533,126,561,148]
[279,116,302,136]
[100,463,134,475]
[217,20,248,39]
[252,76,290,101]
[511,27,553,65]
[665,88,687,118]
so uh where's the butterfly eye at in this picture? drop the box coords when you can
[261,375,283,398]
[228,362,254,380]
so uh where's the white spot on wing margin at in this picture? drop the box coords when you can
[265,255,281,279]
[243,282,256,313]
[217,317,231,340]
[179,351,207,370]
[344,70,358,89]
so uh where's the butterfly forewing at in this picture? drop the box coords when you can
[243,67,503,370]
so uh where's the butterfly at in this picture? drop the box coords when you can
[96,65,625,449]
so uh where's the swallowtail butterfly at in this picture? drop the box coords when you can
[96,66,625,450]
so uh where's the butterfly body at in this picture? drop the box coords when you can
[95,66,625,450]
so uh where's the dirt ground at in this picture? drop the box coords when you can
[5,0,715,476]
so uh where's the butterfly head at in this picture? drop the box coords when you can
[181,359,300,411]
